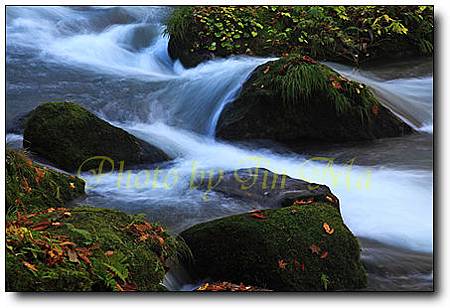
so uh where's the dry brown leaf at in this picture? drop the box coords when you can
[23,261,38,272]
[278,259,288,270]
[310,244,321,255]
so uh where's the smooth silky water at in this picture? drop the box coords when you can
[6,6,433,291]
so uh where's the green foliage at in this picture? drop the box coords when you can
[166,5,433,65]
[6,148,85,214]
[255,54,377,122]
[6,206,188,291]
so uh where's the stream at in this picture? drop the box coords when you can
[6,6,433,291]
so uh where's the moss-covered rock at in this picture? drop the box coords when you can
[216,55,412,143]
[181,203,367,291]
[23,102,170,172]
[166,6,433,68]
[6,148,85,214]
[6,206,188,291]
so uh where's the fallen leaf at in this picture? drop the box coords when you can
[323,223,335,235]
[331,80,343,91]
[115,283,124,292]
[121,281,138,292]
[302,55,317,64]
[152,235,165,246]
[197,283,209,291]
[325,195,336,204]
[69,182,76,190]
[67,249,79,263]
[63,211,72,217]
[250,212,267,220]
[278,259,288,269]
[34,167,45,184]
[104,250,114,257]
[293,197,314,206]
[23,261,38,272]
[51,222,64,227]
[371,104,380,116]
[320,251,329,259]
[263,65,271,74]
[21,179,32,194]
[32,221,51,231]
[59,241,76,247]
[310,244,321,255]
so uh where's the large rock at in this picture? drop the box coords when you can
[23,102,170,172]
[181,203,367,291]
[216,56,412,143]
[194,168,340,211]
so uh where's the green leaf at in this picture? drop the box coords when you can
[251,31,258,37]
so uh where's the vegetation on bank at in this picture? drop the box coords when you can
[6,148,85,215]
[181,203,367,291]
[6,149,189,291]
[166,6,433,67]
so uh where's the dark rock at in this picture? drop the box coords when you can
[216,58,412,143]
[23,102,170,172]
[195,168,339,211]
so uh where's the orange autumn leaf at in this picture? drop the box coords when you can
[331,80,343,91]
[21,178,32,193]
[278,259,288,269]
[22,261,38,272]
[293,197,314,206]
[34,167,45,184]
[320,251,329,259]
[69,182,76,190]
[104,250,114,257]
[323,223,335,235]
[325,195,336,204]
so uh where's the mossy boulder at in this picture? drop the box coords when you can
[216,56,412,143]
[6,206,187,291]
[6,148,85,214]
[23,102,170,172]
[166,6,433,68]
[181,203,367,291]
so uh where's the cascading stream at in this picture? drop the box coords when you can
[6,6,432,257]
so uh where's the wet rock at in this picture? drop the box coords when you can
[195,167,340,211]
[23,102,170,172]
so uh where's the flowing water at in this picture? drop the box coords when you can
[6,6,433,291]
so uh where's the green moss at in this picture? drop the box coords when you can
[23,102,169,172]
[6,206,188,291]
[166,6,433,67]
[6,148,85,215]
[181,203,367,291]
[255,54,377,119]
